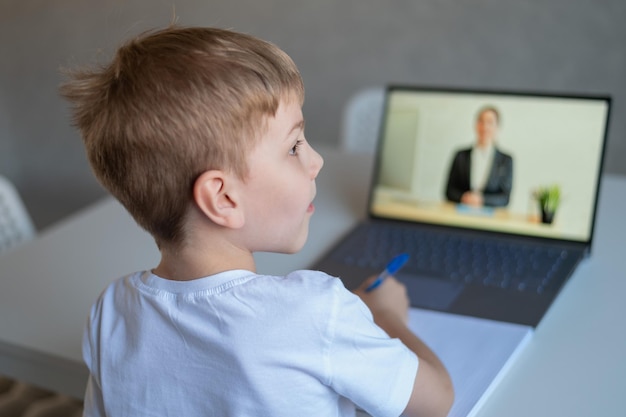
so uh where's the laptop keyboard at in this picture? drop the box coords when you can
[329,222,577,294]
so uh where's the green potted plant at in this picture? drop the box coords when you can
[534,184,561,224]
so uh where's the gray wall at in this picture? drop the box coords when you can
[2,0,624,230]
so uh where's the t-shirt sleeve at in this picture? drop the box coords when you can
[324,281,419,417]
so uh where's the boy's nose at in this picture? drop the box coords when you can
[310,146,324,179]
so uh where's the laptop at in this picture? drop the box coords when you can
[314,85,611,326]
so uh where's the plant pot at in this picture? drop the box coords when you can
[541,209,555,224]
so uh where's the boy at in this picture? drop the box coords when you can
[61,26,453,417]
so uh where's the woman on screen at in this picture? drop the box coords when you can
[445,106,513,208]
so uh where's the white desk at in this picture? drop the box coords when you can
[1,147,625,416]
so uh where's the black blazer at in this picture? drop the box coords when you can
[445,147,513,207]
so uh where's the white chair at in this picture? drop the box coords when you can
[339,87,386,153]
[0,176,36,255]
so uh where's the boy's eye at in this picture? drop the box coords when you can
[289,140,303,156]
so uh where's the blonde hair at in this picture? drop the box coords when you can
[60,26,304,248]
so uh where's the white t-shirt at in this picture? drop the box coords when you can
[83,269,418,417]
[470,144,495,192]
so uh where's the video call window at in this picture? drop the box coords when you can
[371,88,609,242]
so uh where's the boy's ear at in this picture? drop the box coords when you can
[193,170,245,229]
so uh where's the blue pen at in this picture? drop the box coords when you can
[365,253,410,292]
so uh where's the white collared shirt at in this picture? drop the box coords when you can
[470,143,495,191]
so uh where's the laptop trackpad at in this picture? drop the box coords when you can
[396,273,464,310]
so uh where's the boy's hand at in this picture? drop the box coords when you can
[354,275,410,325]
[356,275,455,417]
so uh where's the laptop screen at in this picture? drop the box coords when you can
[370,86,611,243]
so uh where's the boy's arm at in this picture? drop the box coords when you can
[355,277,454,417]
